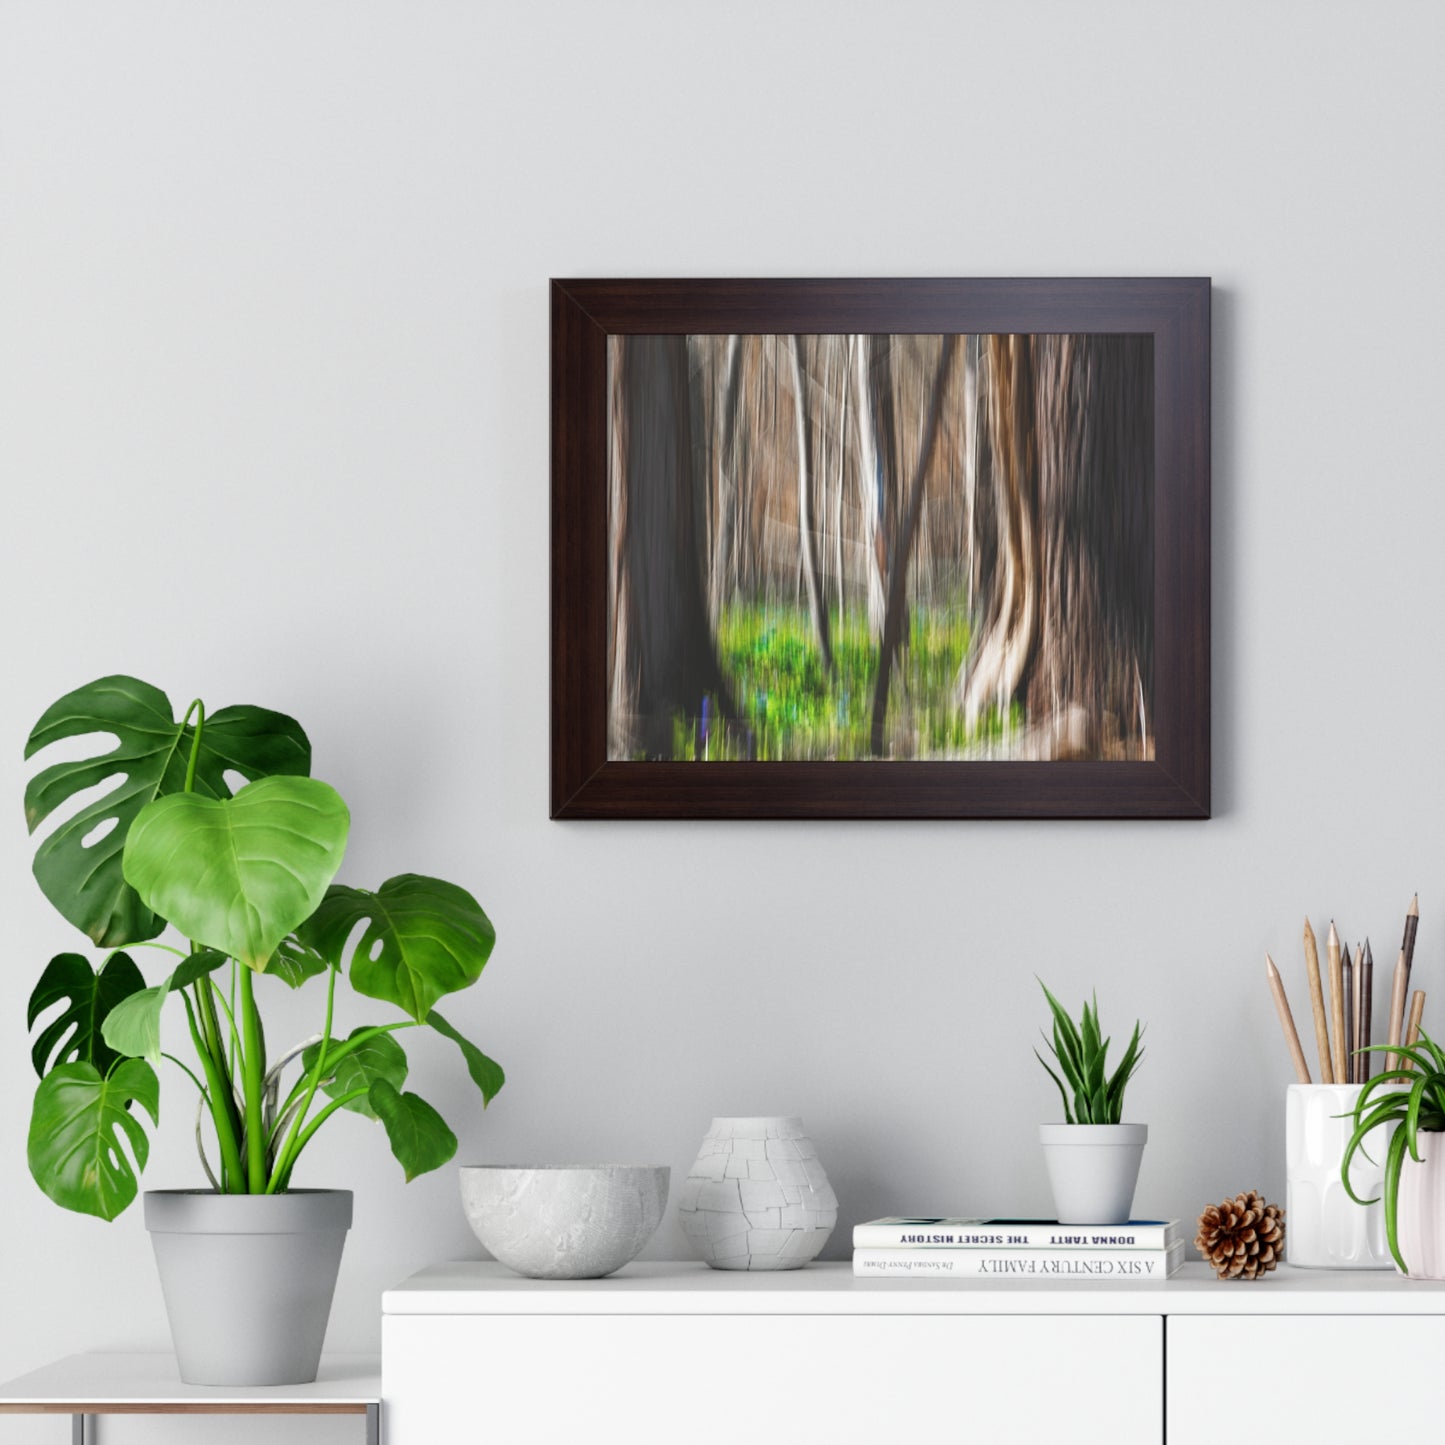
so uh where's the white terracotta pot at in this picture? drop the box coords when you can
[1039,1123,1146,1224]
[145,1189,350,1385]
[1285,1083,1393,1269]
[1395,1129,1445,1279]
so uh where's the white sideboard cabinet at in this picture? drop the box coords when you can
[382,1261,1445,1444]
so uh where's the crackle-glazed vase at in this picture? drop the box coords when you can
[677,1116,837,1270]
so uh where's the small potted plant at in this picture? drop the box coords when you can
[1341,1030,1445,1277]
[1034,981,1146,1224]
[23,676,505,1384]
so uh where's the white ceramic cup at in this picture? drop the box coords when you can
[1285,1083,1393,1269]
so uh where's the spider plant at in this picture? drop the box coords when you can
[1034,980,1145,1125]
[1341,1029,1445,1274]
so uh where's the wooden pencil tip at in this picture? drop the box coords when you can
[1266,953,1277,975]
[1409,894,1420,916]
[1303,917,1315,938]
[1328,920,1339,943]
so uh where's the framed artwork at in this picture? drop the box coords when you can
[551,278,1209,819]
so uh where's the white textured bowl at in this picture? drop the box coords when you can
[460,1165,670,1279]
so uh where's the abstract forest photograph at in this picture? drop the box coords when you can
[607,331,1154,764]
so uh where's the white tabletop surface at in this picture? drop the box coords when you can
[0,1353,380,1408]
[383,1258,1445,1315]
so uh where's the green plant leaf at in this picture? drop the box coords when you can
[96,951,228,1067]
[170,949,229,992]
[368,1078,457,1181]
[1383,1124,1411,1273]
[303,874,495,1023]
[100,981,170,1066]
[302,1028,408,1120]
[27,951,146,1078]
[1406,1076,1429,1162]
[1034,1048,1075,1124]
[427,1010,505,1105]
[27,1059,159,1220]
[25,676,310,947]
[268,934,332,989]
[122,776,350,970]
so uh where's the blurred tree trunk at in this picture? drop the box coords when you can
[869,335,958,755]
[789,335,834,674]
[709,334,743,623]
[853,334,892,638]
[611,334,736,758]
[958,334,1153,757]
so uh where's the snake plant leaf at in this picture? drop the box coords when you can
[268,934,332,989]
[27,951,146,1078]
[302,1028,409,1120]
[426,1010,505,1105]
[368,1079,457,1181]
[27,1059,159,1220]
[122,776,350,971]
[24,676,311,948]
[302,874,495,1023]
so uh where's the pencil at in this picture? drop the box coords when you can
[1402,893,1420,1006]
[1304,918,1333,1083]
[1364,936,1375,1086]
[1386,949,1408,1073]
[1341,943,1354,1085]
[1401,990,1426,1071]
[1266,953,1312,1084]
[1328,922,1347,1084]
[1351,943,1364,1085]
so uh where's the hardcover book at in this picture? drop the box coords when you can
[852,1217,1182,1250]
[853,1240,1187,1279]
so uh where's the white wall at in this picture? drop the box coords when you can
[2,1,1442,1439]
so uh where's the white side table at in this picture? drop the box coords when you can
[0,1352,380,1444]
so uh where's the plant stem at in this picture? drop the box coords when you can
[237,965,268,1191]
[194,978,243,1159]
[267,963,339,1192]
[161,1052,210,1099]
[273,1087,371,1191]
[180,989,244,1191]
[181,699,206,792]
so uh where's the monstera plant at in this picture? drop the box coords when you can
[24,675,503,1220]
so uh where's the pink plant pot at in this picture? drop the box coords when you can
[1396,1129,1445,1280]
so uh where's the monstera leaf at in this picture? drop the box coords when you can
[123,776,350,970]
[301,875,496,1023]
[427,1010,504,1105]
[268,933,332,989]
[27,951,146,1078]
[25,676,310,947]
[28,1059,159,1220]
[302,1028,409,1120]
[100,951,227,1066]
[368,1079,457,1181]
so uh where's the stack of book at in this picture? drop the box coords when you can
[852,1217,1186,1278]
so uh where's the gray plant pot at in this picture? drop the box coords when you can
[144,1189,352,1385]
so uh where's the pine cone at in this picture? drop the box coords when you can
[1195,1190,1285,1280]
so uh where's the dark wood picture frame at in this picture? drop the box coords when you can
[551,278,1209,819]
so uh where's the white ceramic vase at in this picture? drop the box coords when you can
[1285,1083,1393,1268]
[677,1117,837,1270]
[1395,1128,1445,1279]
[1039,1123,1146,1224]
